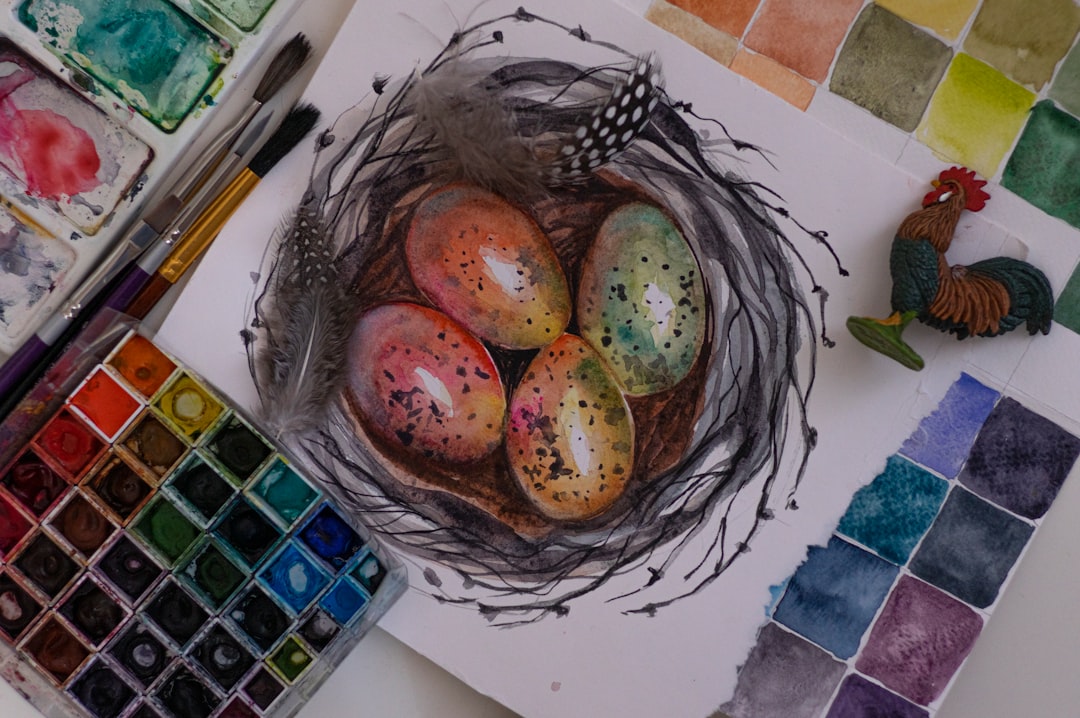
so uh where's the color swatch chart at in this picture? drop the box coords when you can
[0,328,404,718]
[720,373,1080,717]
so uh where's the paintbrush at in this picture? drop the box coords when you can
[0,34,312,418]
[121,103,321,319]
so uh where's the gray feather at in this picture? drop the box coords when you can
[254,205,355,439]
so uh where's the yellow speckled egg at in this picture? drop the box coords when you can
[506,334,634,521]
[577,202,706,396]
[406,183,572,349]
[346,302,507,464]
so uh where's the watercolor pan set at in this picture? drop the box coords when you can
[0,318,405,718]
[721,373,1080,717]
[0,0,305,359]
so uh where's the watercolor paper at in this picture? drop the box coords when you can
[158,2,1080,717]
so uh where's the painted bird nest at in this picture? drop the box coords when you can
[249,9,834,622]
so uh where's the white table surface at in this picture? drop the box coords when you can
[2,2,1078,717]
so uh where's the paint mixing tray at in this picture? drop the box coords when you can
[0,0,305,360]
[0,313,406,718]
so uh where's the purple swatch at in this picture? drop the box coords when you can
[773,536,898,659]
[719,622,846,718]
[899,373,999,478]
[909,487,1033,608]
[959,397,1080,519]
[856,576,982,706]
[826,674,929,718]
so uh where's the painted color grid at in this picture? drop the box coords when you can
[720,372,1079,717]
[0,328,404,718]
[646,0,1080,233]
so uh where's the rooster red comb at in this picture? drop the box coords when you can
[923,166,990,211]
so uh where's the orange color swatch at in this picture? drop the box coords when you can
[730,50,815,110]
[744,0,864,82]
[668,0,761,38]
[646,1,738,66]
[69,368,141,440]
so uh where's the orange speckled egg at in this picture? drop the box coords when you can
[406,184,572,349]
[346,302,507,464]
[506,334,634,521]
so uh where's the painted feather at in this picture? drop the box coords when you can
[252,204,356,439]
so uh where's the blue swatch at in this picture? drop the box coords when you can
[773,536,899,659]
[899,373,999,478]
[837,455,948,565]
[299,506,363,570]
[910,487,1033,609]
[350,552,386,594]
[259,543,331,614]
[320,578,369,625]
[959,397,1080,519]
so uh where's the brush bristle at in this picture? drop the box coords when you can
[253,33,313,103]
[249,103,321,178]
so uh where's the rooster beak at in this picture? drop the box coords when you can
[931,180,941,188]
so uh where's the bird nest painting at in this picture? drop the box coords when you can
[244,8,842,623]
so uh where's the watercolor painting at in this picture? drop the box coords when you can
[0,40,153,234]
[0,204,75,351]
[720,373,1080,717]
[244,7,846,623]
[18,0,233,132]
[0,326,404,718]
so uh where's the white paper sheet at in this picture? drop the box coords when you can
[158,2,1080,716]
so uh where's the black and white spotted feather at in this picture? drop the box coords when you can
[253,204,356,440]
[545,55,661,183]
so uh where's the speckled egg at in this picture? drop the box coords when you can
[577,202,706,396]
[406,183,572,349]
[345,302,507,464]
[506,334,634,521]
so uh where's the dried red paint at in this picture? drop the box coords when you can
[34,410,105,479]
[1,108,101,199]
[0,495,32,556]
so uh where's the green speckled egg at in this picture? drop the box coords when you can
[506,334,634,521]
[577,203,706,396]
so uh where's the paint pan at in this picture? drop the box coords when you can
[0,320,405,718]
[0,0,305,363]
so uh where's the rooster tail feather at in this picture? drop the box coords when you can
[967,256,1054,336]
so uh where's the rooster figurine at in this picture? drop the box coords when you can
[848,166,1053,370]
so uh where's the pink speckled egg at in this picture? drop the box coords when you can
[346,302,507,464]
[406,183,572,349]
[506,334,634,521]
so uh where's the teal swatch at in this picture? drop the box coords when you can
[837,455,948,565]
[19,0,230,131]
[251,460,318,527]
